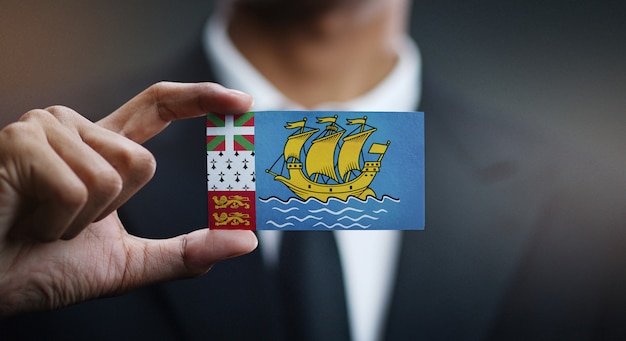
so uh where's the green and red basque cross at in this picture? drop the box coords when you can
[206,112,254,151]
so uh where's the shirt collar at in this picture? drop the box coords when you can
[203,12,422,112]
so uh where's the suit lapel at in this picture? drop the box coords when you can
[383,78,544,339]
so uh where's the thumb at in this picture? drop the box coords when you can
[180,229,258,275]
[127,229,258,286]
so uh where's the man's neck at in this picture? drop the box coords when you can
[228,1,408,108]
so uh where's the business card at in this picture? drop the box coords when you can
[207,110,424,230]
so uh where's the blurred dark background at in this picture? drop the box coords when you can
[1,1,625,164]
[0,0,213,124]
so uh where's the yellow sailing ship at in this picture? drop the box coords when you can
[266,115,390,202]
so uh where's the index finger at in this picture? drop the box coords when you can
[97,82,253,143]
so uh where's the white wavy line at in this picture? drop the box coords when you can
[286,215,323,222]
[309,207,363,215]
[338,215,379,222]
[372,209,388,214]
[272,206,299,213]
[265,220,294,228]
[313,222,371,229]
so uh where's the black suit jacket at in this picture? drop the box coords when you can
[2,35,626,341]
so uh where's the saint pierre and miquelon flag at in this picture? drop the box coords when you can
[206,110,424,230]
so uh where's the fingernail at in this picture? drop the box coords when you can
[228,88,250,98]
[228,89,254,110]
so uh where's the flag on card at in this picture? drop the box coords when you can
[206,112,256,230]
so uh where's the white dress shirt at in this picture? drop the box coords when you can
[203,13,422,341]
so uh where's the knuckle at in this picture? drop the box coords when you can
[90,167,124,199]
[150,81,169,91]
[0,122,44,152]
[116,144,157,183]
[18,108,54,123]
[44,105,80,124]
[57,181,89,210]
[44,105,73,117]
[149,81,175,122]
[132,147,158,181]
[17,106,81,129]
[147,81,173,104]
[0,121,30,139]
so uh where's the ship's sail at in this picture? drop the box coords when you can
[337,129,376,181]
[306,130,345,182]
[283,129,318,162]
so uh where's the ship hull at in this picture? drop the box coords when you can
[273,161,381,202]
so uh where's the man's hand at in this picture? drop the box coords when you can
[0,82,258,316]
